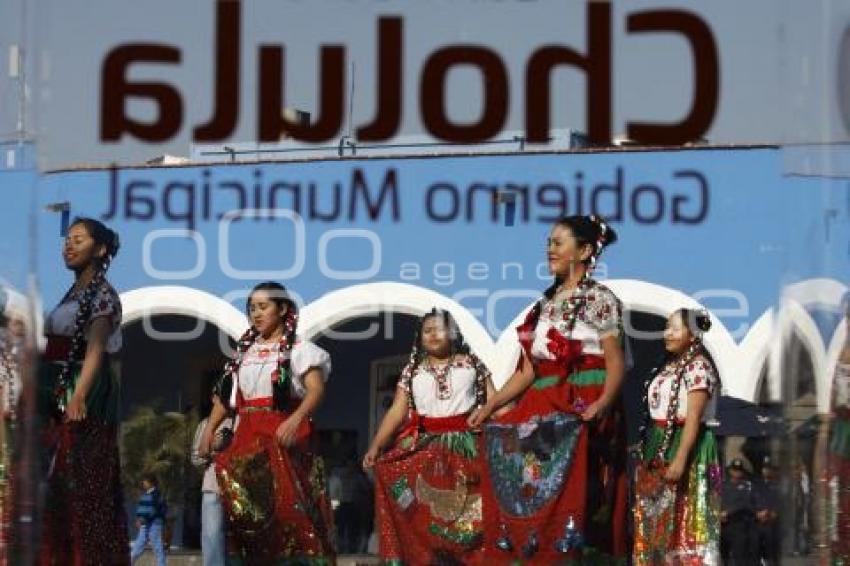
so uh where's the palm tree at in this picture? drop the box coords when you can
[120,405,202,546]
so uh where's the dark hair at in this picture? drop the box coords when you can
[672,308,712,336]
[141,473,158,486]
[246,281,296,316]
[660,309,717,372]
[417,309,464,356]
[544,215,617,300]
[554,215,617,257]
[215,281,299,412]
[69,217,120,262]
[52,218,120,416]
[400,308,491,409]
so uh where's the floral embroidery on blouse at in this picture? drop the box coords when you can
[648,355,717,421]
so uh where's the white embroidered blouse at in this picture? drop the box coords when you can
[648,354,718,422]
[230,340,331,407]
[531,282,621,360]
[399,355,479,417]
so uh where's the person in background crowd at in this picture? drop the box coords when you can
[329,454,372,554]
[130,473,168,566]
[792,460,810,556]
[191,395,235,566]
[753,456,781,565]
[721,458,757,565]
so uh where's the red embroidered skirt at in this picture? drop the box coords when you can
[374,413,485,565]
[214,403,335,563]
[481,356,627,564]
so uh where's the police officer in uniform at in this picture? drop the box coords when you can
[754,456,782,565]
[721,458,757,564]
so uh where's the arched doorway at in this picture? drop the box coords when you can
[118,313,235,551]
[309,310,419,555]
[621,310,668,446]
[120,314,232,416]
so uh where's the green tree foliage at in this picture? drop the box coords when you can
[120,405,201,507]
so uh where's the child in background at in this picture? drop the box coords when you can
[130,473,167,566]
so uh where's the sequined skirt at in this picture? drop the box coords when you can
[37,361,129,566]
[214,409,335,565]
[374,416,485,565]
[633,424,721,565]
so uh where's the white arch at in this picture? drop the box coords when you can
[776,298,829,411]
[734,300,830,409]
[607,280,740,395]
[826,322,848,404]
[298,281,497,365]
[119,283,499,376]
[112,279,842,408]
[120,286,247,339]
[737,309,777,402]
[725,278,850,408]
[783,278,848,312]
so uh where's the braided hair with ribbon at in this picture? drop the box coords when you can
[635,308,719,466]
[54,218,120,416]
[400,308,491,413]
[214,282,299,411]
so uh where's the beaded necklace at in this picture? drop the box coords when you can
[400,316,490,413]
[54,259,112,415]
[217,309,298,407]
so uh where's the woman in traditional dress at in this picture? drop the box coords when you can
[38,217,128,564]
[199,281,334,564]
[363,308,495,565]
[468,214,627,564]
[632,308,721,565]
[830,294,850,562]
